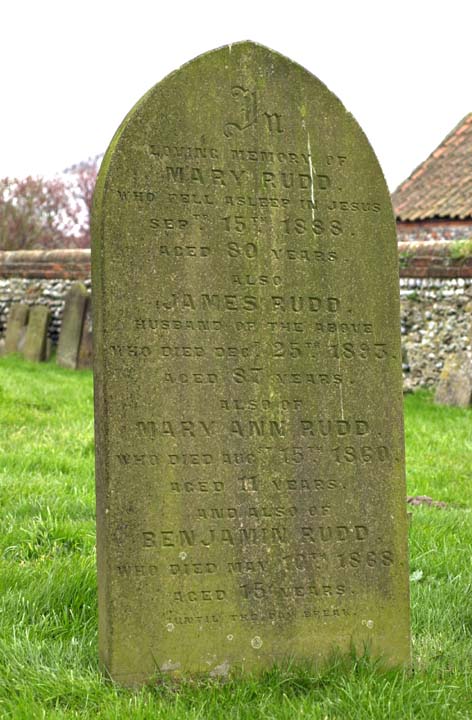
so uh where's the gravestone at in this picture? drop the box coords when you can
[92,41,410,686]
[77,295,94,369]
[57,283,89,369]
[16,328,27,355]
[22,305,50,362]
[4,303,29,354]
[435,351,472,407]
[45,337,52,362]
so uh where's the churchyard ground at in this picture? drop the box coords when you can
[0,355,470,719]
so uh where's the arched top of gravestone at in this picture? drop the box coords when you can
[93,41,391,234]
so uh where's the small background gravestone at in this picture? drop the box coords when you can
[4,303,29,354]
[22,305,50,363]
[435,351,472,407]
[57,283,89,369]
[93,41,410,685]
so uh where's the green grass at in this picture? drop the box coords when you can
[0,355,471,719]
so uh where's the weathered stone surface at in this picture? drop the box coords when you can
[57,283,88,369]
[22,305,50,362]
[92,42,410,685]
[77,296,93,369]
[17,327,27,355]
[435,351,472,406]
[4,303,29,354]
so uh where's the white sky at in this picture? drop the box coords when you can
[2,0,471,191]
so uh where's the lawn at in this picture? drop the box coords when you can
[0,355,470,719]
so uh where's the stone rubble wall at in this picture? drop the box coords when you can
[0,250,91,345]
[0,277,92,345]
[1,246,471,389]
[396,226,472,390]
[400,277,472,391]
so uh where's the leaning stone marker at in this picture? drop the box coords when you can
[92,42,410,686]
[22,305,50,362]
[57,282,88,369]
[435,351,472,407]
[4,303,29,354]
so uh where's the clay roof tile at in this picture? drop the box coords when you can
[392,113,472,220]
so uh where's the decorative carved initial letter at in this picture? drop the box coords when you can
[224,86,258,138]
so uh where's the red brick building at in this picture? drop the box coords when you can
[393,113,472,250]
[390,115,472,389]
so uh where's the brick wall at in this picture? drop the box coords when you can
[0,249,90,280]
[397,219,472,245]
[398,240,472,279]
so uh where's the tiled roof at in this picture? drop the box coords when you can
[392,113,472,221]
